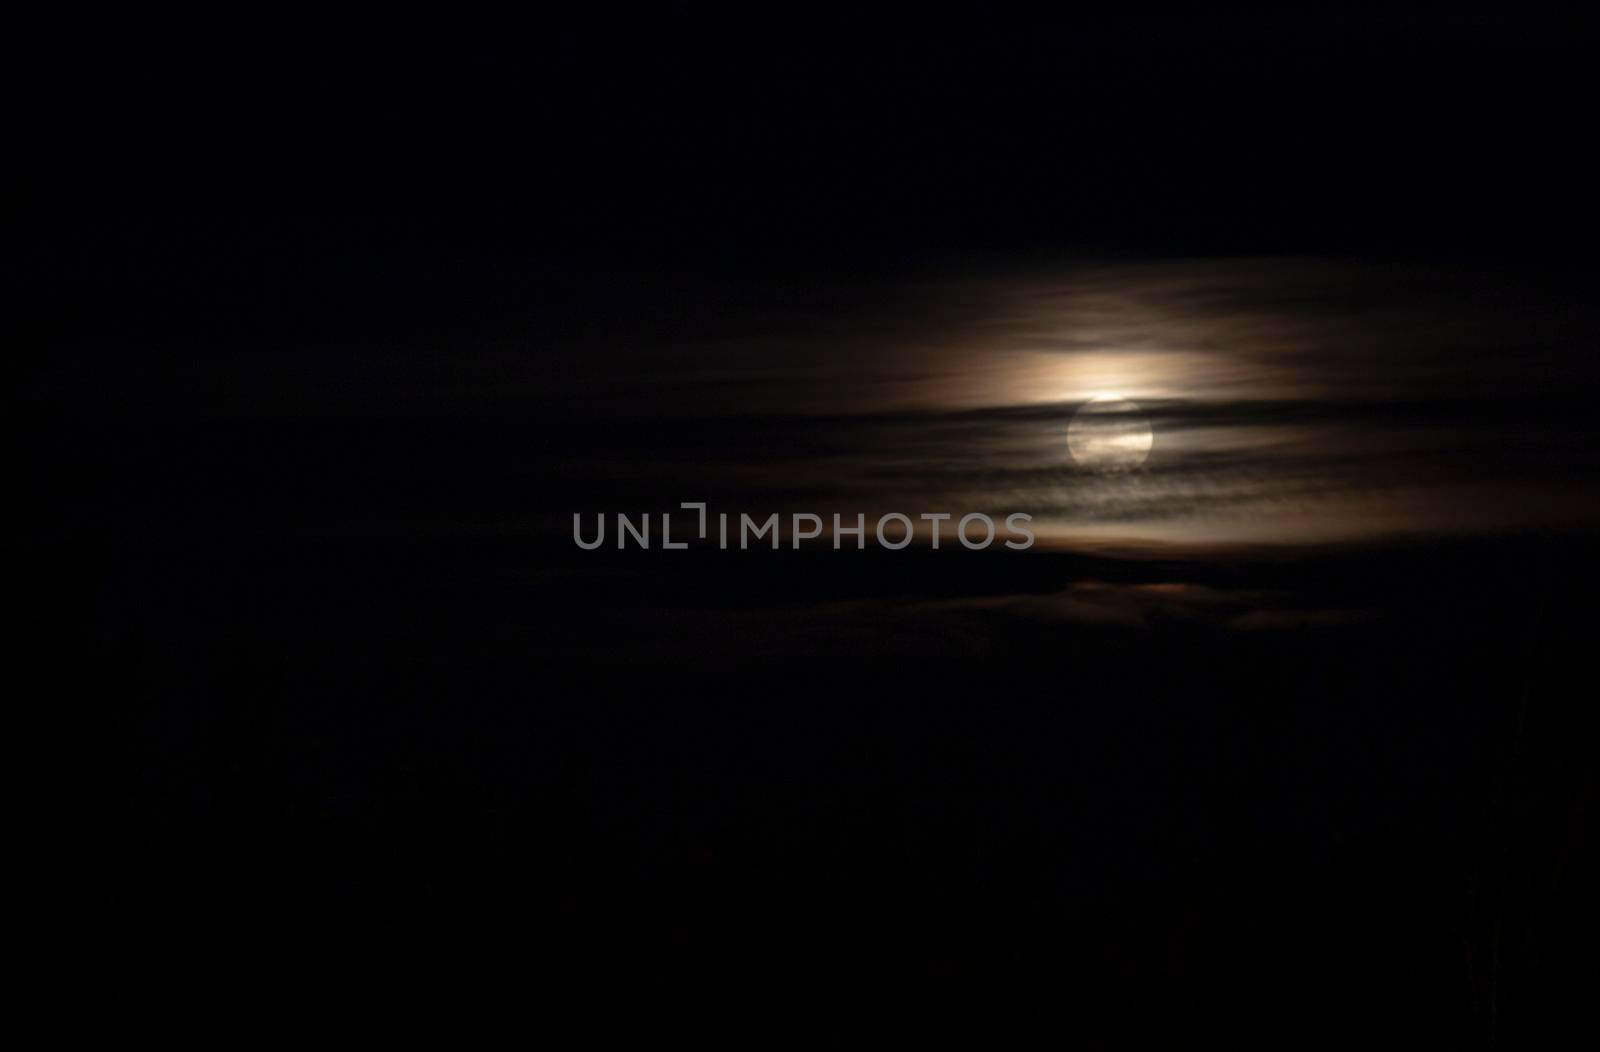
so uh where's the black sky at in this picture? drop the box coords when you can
[21,12,1600,1043]
[25,13,1600,308]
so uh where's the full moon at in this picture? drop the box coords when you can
[1067,396,1154,470]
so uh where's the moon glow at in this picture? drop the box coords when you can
[1067,396,1154,471]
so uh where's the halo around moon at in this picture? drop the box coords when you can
[1067,396,1154,471]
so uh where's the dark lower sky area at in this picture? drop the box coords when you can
[20,12,1600,1044]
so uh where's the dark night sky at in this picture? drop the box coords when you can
[25,12,1600,282]
[21,12,1600,1043]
